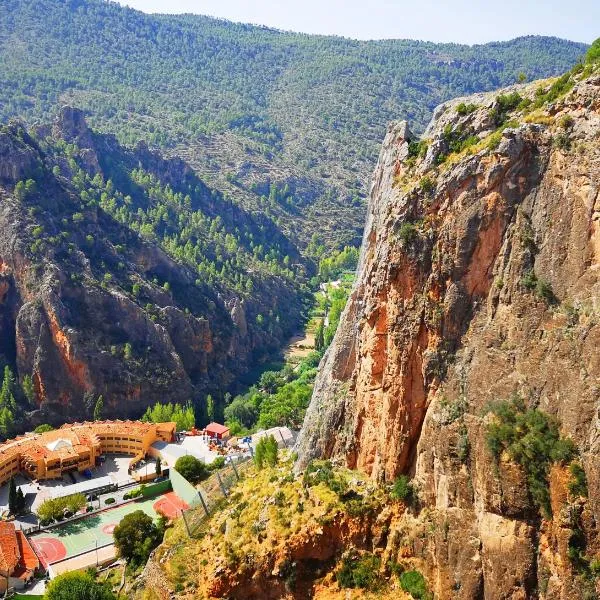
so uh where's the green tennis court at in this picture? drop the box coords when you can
[29,492,187,566]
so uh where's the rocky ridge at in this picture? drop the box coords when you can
[0,109,304,426]
[296,63,600,599]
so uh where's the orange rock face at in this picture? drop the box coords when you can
[297,72,600,598]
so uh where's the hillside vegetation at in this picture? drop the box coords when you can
[0,0,587,250]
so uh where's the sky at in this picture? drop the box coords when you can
[116,0,598,44]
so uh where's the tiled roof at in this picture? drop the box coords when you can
[0,420,176,472]
[205,422,230,435]
[15,531,38,572]
[0,522,19,574]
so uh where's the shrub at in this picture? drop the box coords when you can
[487,131,503,150]
[568,462,588,499]
[303,460,347,495]
[175,455,209,483]
[407,140,428,160]
[419,176,434,195]
[400,570,431,599]
[490,92,523,127]
[336,553,382,591]
[397,221,420,246]
[45,571,116,600]
[37,493,87,521]
[104,497,115,505]
[486,395,576,517]
[560,114,574,129]
[390,474,414,503]
[586,38,600,64]
[553,131,571,151]
[34,423,54,433]
[209,456,226,471]
[442,123,478,154]
[456,102,477,116]
[254,435,279,470]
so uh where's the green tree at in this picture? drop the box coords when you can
[155,456,162,477]
[113,510,163,568]
[206,394,215,422]
[174,455,209,484]
[16,486,26,514]
[8,477,17,515]
[0,366,17,411]
[45,570,116,600]
[254,435,278,469]
[314,319,325,353]
[22,373,35,405]
[586,38,600,63]
[93,395,104,421]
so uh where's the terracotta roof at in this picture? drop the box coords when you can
[0,522,19,574]
[206,422,230,435]
[15,531,38,572]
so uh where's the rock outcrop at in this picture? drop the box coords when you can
[297,67,600,599]
[0,110,304,425]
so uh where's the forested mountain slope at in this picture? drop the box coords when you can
[0,107,305,429]
[0,0,587,250]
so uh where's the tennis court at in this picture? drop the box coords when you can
[29,492,188,567]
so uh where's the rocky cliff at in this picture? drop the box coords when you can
[296,63,600,599]
[0,109,305,426]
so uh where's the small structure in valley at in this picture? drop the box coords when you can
[205,422,230,441]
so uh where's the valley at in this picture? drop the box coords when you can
[0,0,598,598]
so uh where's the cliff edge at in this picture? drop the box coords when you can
[296,59,600,599]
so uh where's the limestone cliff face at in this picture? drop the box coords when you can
[0,110,304,425]
[297,70,600,598]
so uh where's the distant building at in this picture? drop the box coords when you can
[0,421,176,485]
[0,521,39,592]
[205,422,230,441]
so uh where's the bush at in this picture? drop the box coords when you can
[586,38,600,64]
[486,395,576,517]
[390,475,414,504]
[397,221,420,246]
[175,455,209,484]
[419,176,434,195]
[45,571,116,600]
[37,493,87,522]
[254,435,279,470]
[104,497,115,505]
[568,463,588,499]
[490,92,523,127]
[303,460,347,496]
[400,570,431,599]
[456,102,477,116]
[209,456,226,471]
[34,423,54,433]
[336,553,382,591]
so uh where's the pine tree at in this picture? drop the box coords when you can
[21,374,35,405]
[93,395,104,421]
[0,366,16,411]
[155,457,162,476]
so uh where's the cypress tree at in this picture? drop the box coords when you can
[8,478,16,515]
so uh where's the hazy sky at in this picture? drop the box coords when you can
[116,0,597,44]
